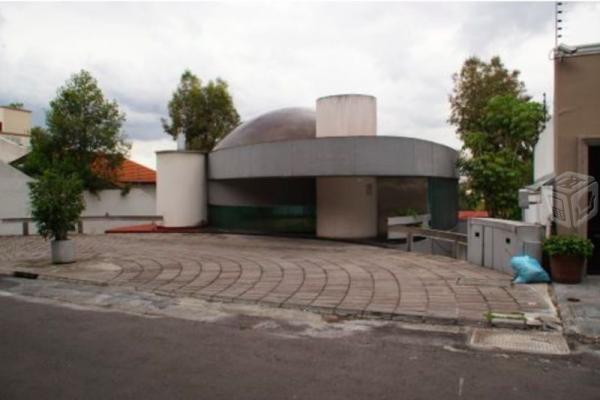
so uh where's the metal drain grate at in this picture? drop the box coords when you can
[469,329,570,355]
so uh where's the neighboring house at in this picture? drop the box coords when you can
[0,157,158,235]
[0,106,31,163]
[525,42,600,274]
[0,160,34,235]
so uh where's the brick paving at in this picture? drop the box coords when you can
[0,234,554,324]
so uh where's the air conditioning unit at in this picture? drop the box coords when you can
[467,218,544,275]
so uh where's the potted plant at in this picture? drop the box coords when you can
[29,170,85,264]
[542,234,594,284]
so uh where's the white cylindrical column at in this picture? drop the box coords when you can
[316,94,378,239]
[316,94,376,138]
[156,150,207,227]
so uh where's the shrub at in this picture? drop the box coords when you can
[542,235,594,258]
[29,170,85,241]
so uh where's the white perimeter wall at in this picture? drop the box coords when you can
[81,187,157,234]
[0,161,157,235]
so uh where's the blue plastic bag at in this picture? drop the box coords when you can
[510,255,550,284]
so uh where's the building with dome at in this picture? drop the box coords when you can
[156,94,458,239]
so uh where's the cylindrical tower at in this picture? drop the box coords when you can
[156,150,207,227]
[315,94,378,239]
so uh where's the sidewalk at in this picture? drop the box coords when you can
[553,276,600,343]
[0,234,558,327]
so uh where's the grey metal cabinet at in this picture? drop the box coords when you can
[467,218,544,275]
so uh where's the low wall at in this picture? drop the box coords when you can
[0,161,157,236]
[80,187,157,234]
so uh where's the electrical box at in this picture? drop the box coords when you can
[467,218,544,275]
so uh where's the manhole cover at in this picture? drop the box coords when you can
[469,329,569,355]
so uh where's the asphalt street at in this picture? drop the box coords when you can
[0,278,599,400]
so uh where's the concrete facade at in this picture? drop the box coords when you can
[0,107,31,163]
[316,177,378,238]
[156,151,207,228]
[315,94,376,138]
[315,94,378,238]
[208,136,457,180]
[554,45,600,180]
[157,94,458,238]
[0,106,31,146]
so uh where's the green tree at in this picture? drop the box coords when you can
[29,170,84,241]
[24,70,129,191]
[449,56,527,141]
[456,95,546,219]
[4,102,25,109]
[162,70,240,152]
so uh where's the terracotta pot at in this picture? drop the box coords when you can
[549,255,585,284]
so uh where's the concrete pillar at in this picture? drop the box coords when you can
[316,94,376,138]
[156,150,207,227]
[316,94,378,238]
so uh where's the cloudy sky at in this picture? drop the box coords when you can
[1,2,599,168]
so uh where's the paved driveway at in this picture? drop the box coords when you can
[0,234,553,324]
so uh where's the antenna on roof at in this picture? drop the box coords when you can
[555,2,564,47]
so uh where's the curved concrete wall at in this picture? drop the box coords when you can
[208,136,458,180]
[156,151,207,227]
[316,94,376,137]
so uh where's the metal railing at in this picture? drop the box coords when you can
[2,215,163,236]
[387,224,467,259]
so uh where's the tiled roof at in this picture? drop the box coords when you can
[116,159,156,184]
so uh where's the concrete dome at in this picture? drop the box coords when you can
[214,107,316,150]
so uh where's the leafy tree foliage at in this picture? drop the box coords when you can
[4,102,25,109]
[450,56,546,219]
[449,56,527,140]
[456,95,546,219]
[29,170,84,241]
[24,70,129,191]
[162,70,240,152]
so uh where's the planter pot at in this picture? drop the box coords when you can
[549,255,585,284]
[51,239,75,264]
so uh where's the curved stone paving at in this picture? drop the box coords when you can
[0,234,553,324]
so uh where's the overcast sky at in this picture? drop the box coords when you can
[1,2,599,168]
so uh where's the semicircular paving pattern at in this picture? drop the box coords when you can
[0,234,552,324]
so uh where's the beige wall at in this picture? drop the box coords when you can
[555,52,600,175]
[0,107,31,135]
[156,151,207,227]
[0,107,31,147]
[554,51,600,235]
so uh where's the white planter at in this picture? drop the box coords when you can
[387,214,430,240]
[51,239,75,264]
